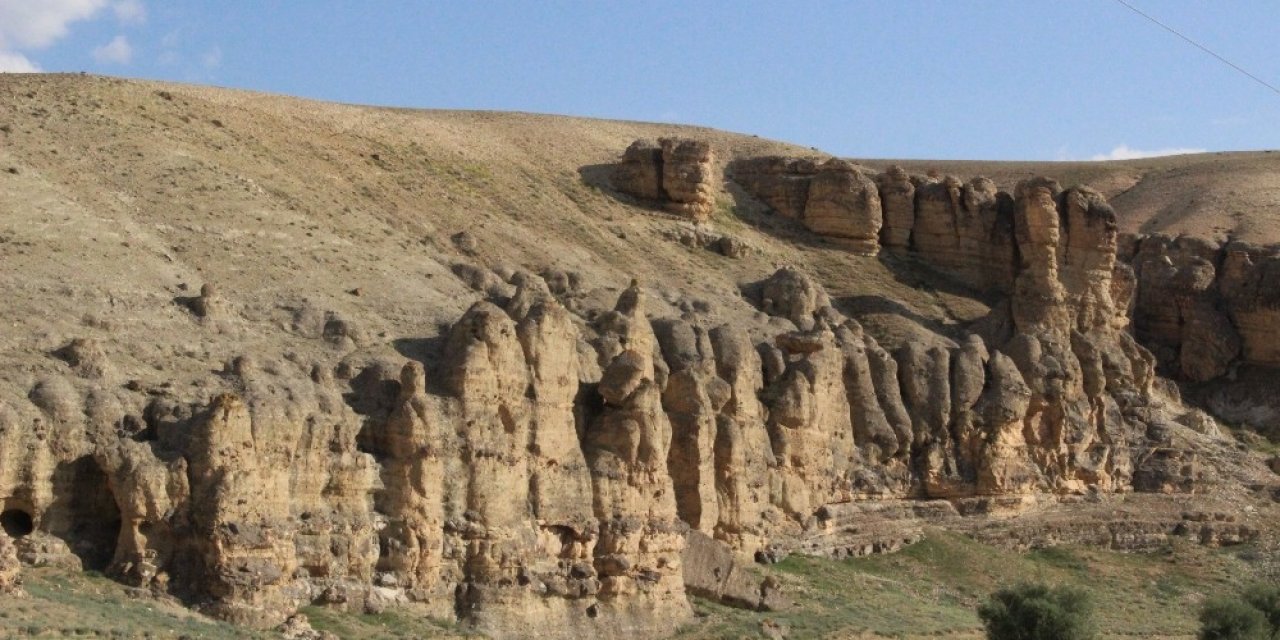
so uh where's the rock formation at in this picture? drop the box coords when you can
[872,166,913,251]
[1121,234,1280,381]
[0,534,21,595]
[0,135,1265,640]
[910,176,1016,291]
[725,156,815,220]
[802,160,883,254]
[725,157,883,255]
[612,138,716,222]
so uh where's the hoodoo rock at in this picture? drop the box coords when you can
[911,176,1016,291]
[1123,235,1254,381]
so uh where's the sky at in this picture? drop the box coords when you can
[1,0,1277,161]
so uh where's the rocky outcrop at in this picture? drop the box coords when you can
[612,138,716,222]
[803,160,883,254]
[725,157,882,255]
[583,284,692,633]
[875,166,915,250]
[726,156,816,220]
[0,141,1252,638]
[1004,179,1147,495]
[911,176,1017,291]
[681,531,783,611]
[1120,235,1280,381]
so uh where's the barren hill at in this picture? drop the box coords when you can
[0,74,1276,639]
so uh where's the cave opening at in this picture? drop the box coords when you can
[0,508,33,538]
[50,456,122,572]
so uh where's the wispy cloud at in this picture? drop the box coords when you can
[1089,145,1206,161]
[92,34,132,64]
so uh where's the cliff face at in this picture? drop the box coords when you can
[0,136,1194,637]
[0,83,1274,640]
[727,157,883,255]
[1121,235,1280,381]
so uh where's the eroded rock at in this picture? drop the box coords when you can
[612,138,717,221]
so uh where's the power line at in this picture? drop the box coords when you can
[1112,0,1280,97]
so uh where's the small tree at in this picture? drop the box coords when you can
[1242,584,1280,640]
[1198,597,1268,640]
[978,582,1095,640]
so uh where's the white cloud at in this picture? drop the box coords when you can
[0,0,109,49]
[0,1,144,71]
[1089,145,1207,161]
[112,0,144,25]
[91,34,131,64]
[0,50,40,72]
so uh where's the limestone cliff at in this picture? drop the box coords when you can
[0,116,1273,640]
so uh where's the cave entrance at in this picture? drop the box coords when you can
[50,456,122,572]
[0,508,33,538]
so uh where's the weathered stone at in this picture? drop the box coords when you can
[0,534,21,595]
[758,267,832,331]
[726,156,817,220]
[681,530,781,611]
[612,138,716,221]
[875,165,915,250]
[803,160,882,255]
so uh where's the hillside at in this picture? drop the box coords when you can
[0,74,1276,639]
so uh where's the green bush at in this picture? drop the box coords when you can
[1242,584,1280,639]
[977,582,1095,640]
[1198,597,1268,640]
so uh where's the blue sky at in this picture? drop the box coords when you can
[2,1,1277,160]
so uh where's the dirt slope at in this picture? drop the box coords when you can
[0,73,985,404]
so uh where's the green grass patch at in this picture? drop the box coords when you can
[2,567,271,639]
[676,529,1267,639]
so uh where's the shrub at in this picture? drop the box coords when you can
[1198,597,1268,640]
[1242,584,1280,639]
[977,582,1095,640]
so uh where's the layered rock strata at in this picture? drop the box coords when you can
[1120,235,1280,382]
[0,140,1240,638]
[723,146,1280,394]
[727,157,883,255]
[611,138,716,222]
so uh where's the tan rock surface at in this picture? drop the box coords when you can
[0,534,21,595]
[612,138,716,221]
[0,74,1275,639]
[802,160,882,255]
